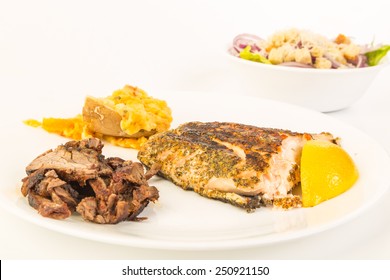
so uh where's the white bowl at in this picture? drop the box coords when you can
[226,52,388,112]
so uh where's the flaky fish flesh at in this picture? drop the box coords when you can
[137,122,337,210]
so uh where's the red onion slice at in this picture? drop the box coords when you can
[233,33,265,52]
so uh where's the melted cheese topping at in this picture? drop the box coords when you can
[101,85,172,136]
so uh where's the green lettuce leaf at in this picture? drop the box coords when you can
[365,45,390,66]
[239,46,272,64]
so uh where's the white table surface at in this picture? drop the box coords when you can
[1,0,390,260]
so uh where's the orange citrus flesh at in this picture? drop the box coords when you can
[300,140,359,207]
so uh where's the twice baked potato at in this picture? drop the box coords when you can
[25,85,173,149]
[83,96,155,138]
[82,86,172,138]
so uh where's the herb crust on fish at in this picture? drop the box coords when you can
[137,122,337,211]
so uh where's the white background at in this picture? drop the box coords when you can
[1,0,390,261]
[2,0,389,96]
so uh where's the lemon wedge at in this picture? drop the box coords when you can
[300,140,359,207]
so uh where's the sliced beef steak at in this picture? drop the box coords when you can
[21,138,159,224]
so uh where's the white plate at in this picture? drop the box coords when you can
[1,91,389,250]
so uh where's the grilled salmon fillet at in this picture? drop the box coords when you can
[137,122,337,210]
